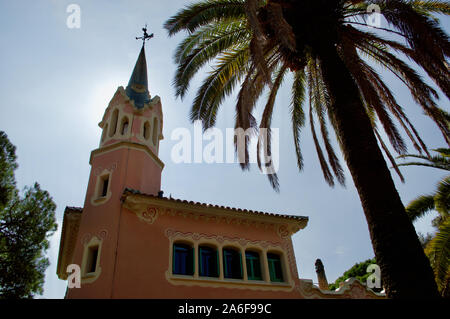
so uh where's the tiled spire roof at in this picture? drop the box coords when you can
[125,45,151,109]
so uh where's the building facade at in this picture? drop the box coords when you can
[56,45,384,299]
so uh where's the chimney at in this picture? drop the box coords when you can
[315,259,329,290]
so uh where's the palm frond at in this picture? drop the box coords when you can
[164,0,246,36]
[426,218,450,293]
[291,69,307,171]
[405,194,436,221]
[190,47,251,128]
[310,59,346,186]
[308,63,335,187]
[434,176,450,216]
[397,152,450,171]
[374,128,406,183]
[173,21,250,99]
[257,63,288,191]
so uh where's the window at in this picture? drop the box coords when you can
[223,248,242,279]
[101,124,108,142]
[199,246,219,278]
[152,117,158,145]
[245,251,262,281]
[86,245,99,274]
[100,175,109,198]
[267,253,284,282]
[173,243,194,276]
[143,121,150,140]
[109,109,119,137]
[120,117,129,135]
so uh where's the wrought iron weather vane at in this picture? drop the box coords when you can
[136,24,154,46]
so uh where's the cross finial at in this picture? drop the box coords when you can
[136,24,154,46]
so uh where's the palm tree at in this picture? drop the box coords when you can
[398,148,449,296]
[164,0,450,298]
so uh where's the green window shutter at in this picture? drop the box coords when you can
[239,251,243,278]
[216,249,219,277]
[268,259,275,281]
[246,258,252,279]
[199,247,203,276]
[172,244,176,274]
[267,253,283,282]
[190,247,194,275]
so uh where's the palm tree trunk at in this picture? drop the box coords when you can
[317,45,440,298]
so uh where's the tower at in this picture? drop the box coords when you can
[62,38,164,298]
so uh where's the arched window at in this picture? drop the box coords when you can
[101,124,108,142]
[223,247,242,279]
[173,243,194,276]
[199,245,219,278]
[143,121,150,140]
[120,117,129,135]
[152,117,158,145]
[267,252,284,282]
[245,250,262,281]
[109,109,119,137]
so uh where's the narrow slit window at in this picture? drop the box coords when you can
[267,253,284,282]
[101,124,108,142]
[100,175,109,197]
[173,243,194,276]
[109,109,119,137]
[143,121,150,140]
[245,251,262,281]
[152,117,158,145]
[120,117,129,135]
[86,246,99,274]
[199,246,219,278]
[223,248,242,279]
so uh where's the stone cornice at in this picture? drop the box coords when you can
[89,141,165,169]
[121,191,308,238]
[56,207,82,280]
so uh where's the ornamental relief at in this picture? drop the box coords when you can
[136,206,158,224]
[165,228,286,252]
[93,162,118,176]
[80,229,109,245]
[127,203,296,239]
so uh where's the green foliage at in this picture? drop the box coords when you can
[0,132,18,209]
[397,147,449,297]
[0,131,57,298]
[328,258,381,292]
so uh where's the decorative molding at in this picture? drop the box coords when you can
[165,229,284,249]
[90,141,165,170]
[122,199,305,239]
[81,229,109,245]
[136,206,159,225]
[295,278,385,299]
[93,163,117,176]
[56,208,82,280]
[165,273,294,292]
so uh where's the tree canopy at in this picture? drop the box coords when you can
[0,131,57,298]
[328,258,382,292]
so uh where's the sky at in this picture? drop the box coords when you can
[0,1,448,299]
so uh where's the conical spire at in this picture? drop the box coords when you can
[125,45,151,109]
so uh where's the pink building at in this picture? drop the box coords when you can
[56,44,384,299]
